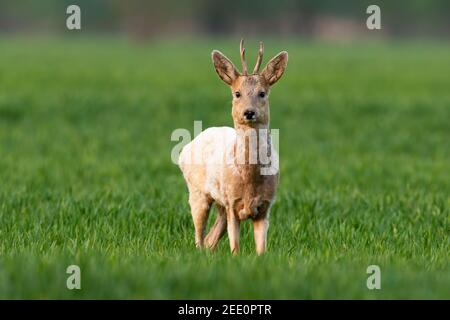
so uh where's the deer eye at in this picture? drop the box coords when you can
[259,91,266,98]
[235,91,241,98]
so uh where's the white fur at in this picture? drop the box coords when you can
[179,126,279,207]
[179,127,236,206]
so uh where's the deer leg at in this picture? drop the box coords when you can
[253,214,269,255]
[204,204,227,250]
[189,191,212,248]
[227,208,240,254]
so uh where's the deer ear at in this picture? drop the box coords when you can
[212,50,240,85]
[261,51,288,86]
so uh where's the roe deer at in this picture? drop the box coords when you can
[179,40,288,254]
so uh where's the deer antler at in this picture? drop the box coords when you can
[240,39,248,76]
[253,41,264,74]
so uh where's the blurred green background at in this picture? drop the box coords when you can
[0,1,449,299]
[1,0,449,39]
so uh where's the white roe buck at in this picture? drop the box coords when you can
[179,40,288,254]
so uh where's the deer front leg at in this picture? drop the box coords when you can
[253,215,269,255]
[227,208,240,254]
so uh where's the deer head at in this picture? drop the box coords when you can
[212,39,288,128]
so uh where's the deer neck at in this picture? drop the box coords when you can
[233,123,271,182]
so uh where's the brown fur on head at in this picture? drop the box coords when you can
[212,40,288,128]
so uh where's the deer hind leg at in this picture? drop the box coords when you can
[204,204,227,250]
[189,190,212,248]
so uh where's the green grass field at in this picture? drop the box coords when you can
[0,37,448,299]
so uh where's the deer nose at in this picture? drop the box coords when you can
[243,110,256,120]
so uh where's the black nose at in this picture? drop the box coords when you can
[243,110,256,120]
